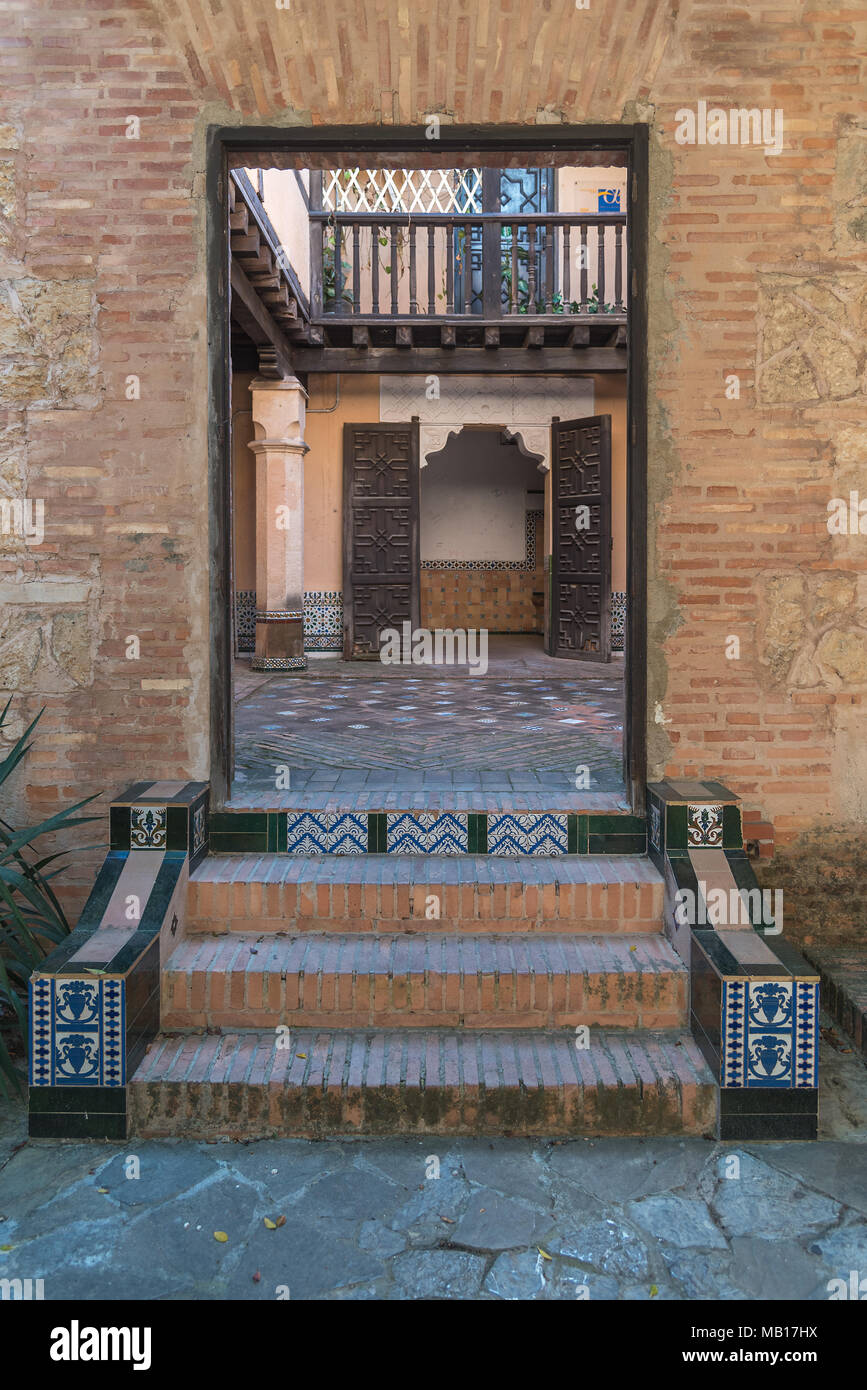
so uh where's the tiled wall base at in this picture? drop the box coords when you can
[209,808,647,856]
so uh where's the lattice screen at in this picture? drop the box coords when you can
[322,168,482,213]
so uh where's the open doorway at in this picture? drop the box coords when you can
[212,127,647,813]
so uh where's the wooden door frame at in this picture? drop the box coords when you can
[208,123,648,812]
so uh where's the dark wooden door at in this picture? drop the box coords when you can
[343,421,420,659]
[550,414,612,662]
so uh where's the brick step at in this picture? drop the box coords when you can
[162,932,687,1031]
[187,854,664,934]
[129,1027,717,1138]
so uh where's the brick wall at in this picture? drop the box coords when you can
[1,1,865,918]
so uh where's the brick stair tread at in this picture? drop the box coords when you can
[190,853,662,886]
[166,931,685,978]
[129,1027,717,1137]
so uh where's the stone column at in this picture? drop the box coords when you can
[248,375,308,672]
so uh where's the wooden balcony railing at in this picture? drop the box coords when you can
[309,212,627,321]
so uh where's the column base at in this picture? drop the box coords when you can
[251,655,308,672]
[253,611,305,672]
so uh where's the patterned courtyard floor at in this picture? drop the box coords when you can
[233,666,624,796]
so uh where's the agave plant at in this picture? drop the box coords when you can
[0,699,100,1096]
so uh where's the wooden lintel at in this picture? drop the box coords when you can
[289,346,628,374]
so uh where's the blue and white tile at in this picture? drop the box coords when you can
[386,812,468,854]
[721,979,746,1087]
[746,979,793,1089]
[286,812,366,855]
[29,976,125,1087]
[688,803,723,848]
[794,981,819,1089]
[131,805,167,849]
[488,812,568,856]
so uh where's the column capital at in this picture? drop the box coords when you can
[250,374,307,444]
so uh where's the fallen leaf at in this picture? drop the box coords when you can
[440,1215,455,1224]
[264,1217,277,1229]
[252,1271,261,1283]
[275,1214,286,1228]
[214,1231,229,1243]
[296,1053,307,1059]
[650,1284,658,1298]
[97,1187,109,1194]
[537,1247,552,1261]
[0,1244,13,1252]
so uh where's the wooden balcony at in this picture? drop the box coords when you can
[229,172,629,375]
[293,211,627,367]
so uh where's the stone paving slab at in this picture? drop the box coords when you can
[2,1024,866,1301]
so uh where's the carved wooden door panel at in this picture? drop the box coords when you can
[343,422,420,659]
[550,415,612,661]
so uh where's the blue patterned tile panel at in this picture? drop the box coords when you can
[487,812,568,857]
[386,812,469,855]
[286,812,366,855]
[29,976,125,1087]
[722,978,818,1090]
[794,980,819,1088]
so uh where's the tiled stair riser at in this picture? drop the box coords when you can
[28,782,208,1140]
[648,779,819,1141]
[208,809,647,856]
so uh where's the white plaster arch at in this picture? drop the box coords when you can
[381,373,594,475]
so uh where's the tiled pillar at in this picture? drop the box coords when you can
[648,779,819,1140]
[249,374,308,672]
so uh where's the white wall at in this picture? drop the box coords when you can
[420,430,543,562]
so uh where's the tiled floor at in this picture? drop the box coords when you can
[232,637,625,801]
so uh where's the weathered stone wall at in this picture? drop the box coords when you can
[1,2,865,928]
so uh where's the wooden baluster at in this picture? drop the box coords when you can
[427,224,435,314]
[446,225,454,314]
[563,224,571,307]
[511,222,518,314]
[352,221,360,316]
[463,222,472,315]
[527,222,536,314]
[390,224,398,315]
[409,221,417,314]
[371,221,379,315]
[334,221,344,315]
[597,219,605,310]
[614,222,623,311]
[580,223,588,308]
[544,221,553,312]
